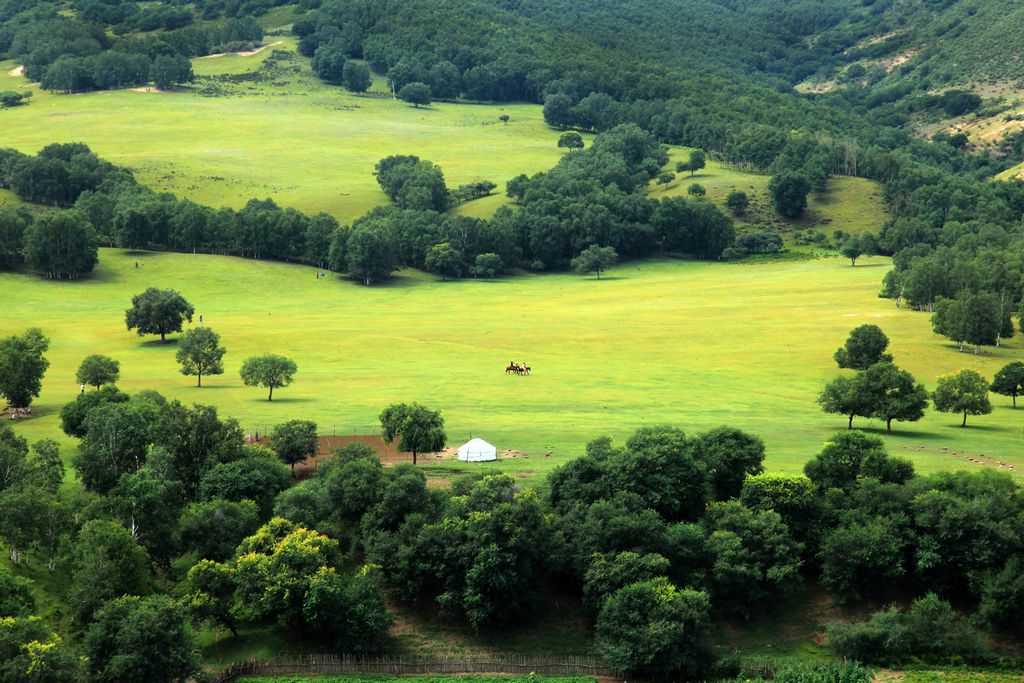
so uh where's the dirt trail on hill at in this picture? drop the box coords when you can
[199,40,283,59]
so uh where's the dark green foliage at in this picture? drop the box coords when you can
[178,498,260,561]
[827,593,987,665]
[693,427,765,501]
[859,362,929,432]
[0,328,49,412]
[199,447,291,517]
[0,566,35,618]
[22,211,98,278]
[0,617,81,683]
[932,291,1003,353]
[595,577,715,681]
[342,60,371,92]
[571,244,617,278]
[67,519,151,624]
[175,327,226,387]
[398,81,431,107]
[379,402,446,465]
[652,196,735,259]
[991,361,1024,407]
[374,155,449,212]
[84,594,199,683]
[819,515,910,602]
[74,401,152,493]
[558,131,584,150]
[271,419,318,471]
[239,353,298,400]
[301,564,393,651]
[75,354,120,389]
[834,325,892,370]
[703,501,802,613]
[768,172,811,218]
[932,369,992,427]
[312,39,348,83]
[107,467,184,561]
[977,556,1024,633]
[804,432,914,492]
[368,475,556,631]
[549,426,707,523]
[124,288,194,342]
[725,190,749,215]
[582,551,671,616]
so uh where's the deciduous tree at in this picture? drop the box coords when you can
[933,369,992,427]
[125,288,194,342]
[76,354,120,389]
[379,402,445,465]
[239,353,297,400]
[175,327,226,387]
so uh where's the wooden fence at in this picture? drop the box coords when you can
[214,654,618,681]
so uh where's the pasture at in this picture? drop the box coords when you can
[3,249,1022,481]
[0,39,886,234]
[0,39,563,224]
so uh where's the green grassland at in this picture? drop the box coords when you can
[648,150,889,237]
[3,249,1022,482]
[0,39,563,224]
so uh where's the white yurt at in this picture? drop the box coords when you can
[457,438,497,462]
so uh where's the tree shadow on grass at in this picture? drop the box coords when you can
[858,426,944,440]
[139,338,180,347]
[584,275,627,281]
[848,262,889,268]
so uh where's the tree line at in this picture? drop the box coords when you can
[3,12,261,93]
[0,128,738,285]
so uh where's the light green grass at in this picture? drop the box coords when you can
[896,673,1024,683]
[0,43,564,224]
[3,250,1023,480]
[648,150,889,236]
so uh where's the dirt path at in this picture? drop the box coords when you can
[199,40,283,59]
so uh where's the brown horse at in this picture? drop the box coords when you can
[505,363,531,376]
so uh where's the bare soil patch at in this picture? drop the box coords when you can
[199,40,283,59]
[7,65,23,77]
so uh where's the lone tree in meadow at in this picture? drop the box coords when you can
[840,237,863,266]
[558,131,584,150]
[76,354,120,389]
[240,353,297,401]
[768,172,811,218]
[572,245,618,279]
[725,190,748,216]
[676,149,706,177]
[271,419,319,473]
[0,328,50,414]
[379,402,446,465]
[125,288,194,342]
[991,361,1024,407]
[687,183,706,197]
[176,327,226,387]
[834,324,892,370]
[398,82,431,107]
[933,369,992,427]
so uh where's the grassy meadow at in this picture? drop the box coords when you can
[648,150,889,237]
[2,249,1022,482]
[0,39,564,224]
